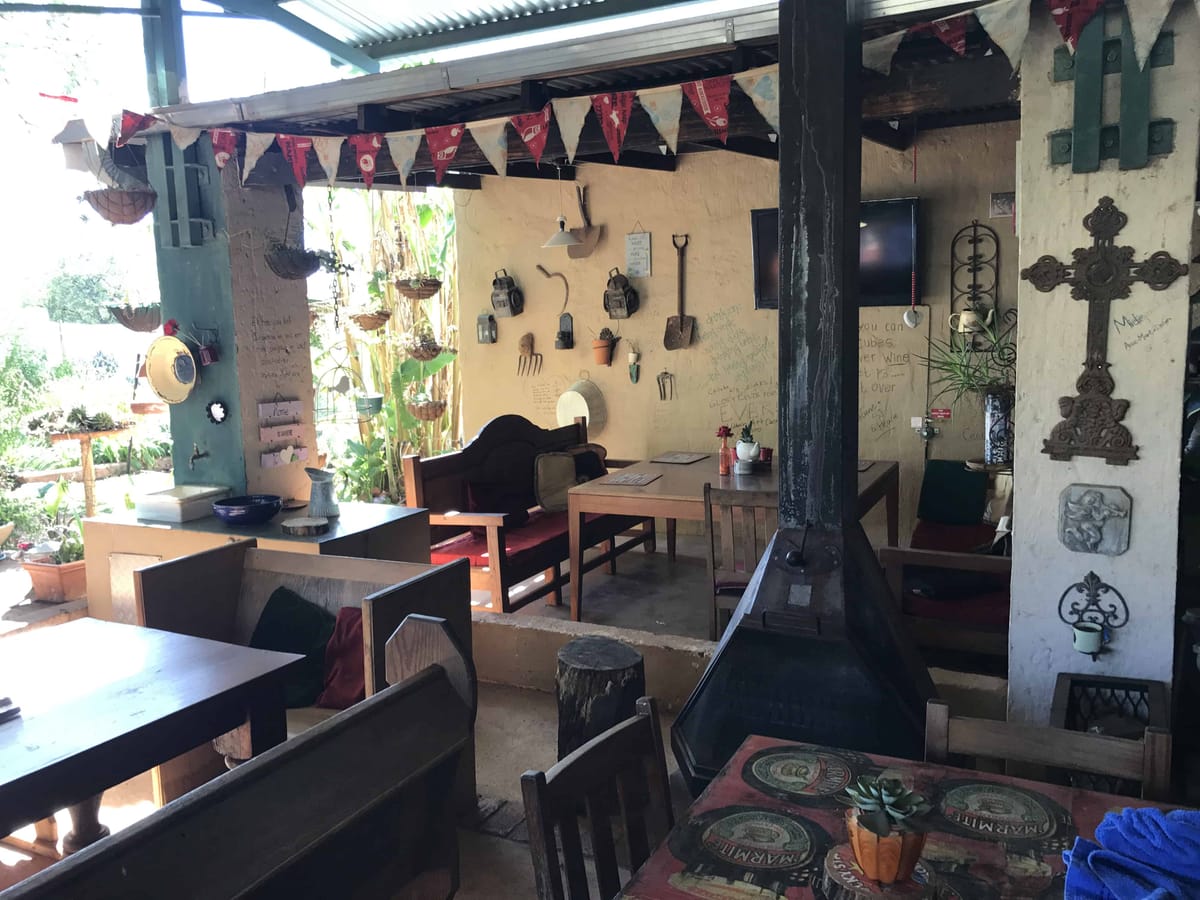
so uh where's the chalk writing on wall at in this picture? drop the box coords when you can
[250,312,310,382]
[1120,315,1171,352]
[701,305,778,430]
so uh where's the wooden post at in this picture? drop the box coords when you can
[555,636,645,759]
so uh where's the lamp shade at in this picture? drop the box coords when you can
[543,215,582,248]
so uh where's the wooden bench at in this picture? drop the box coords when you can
[403,414,653,613]
[1,615,475,900]
[134,541,474,812]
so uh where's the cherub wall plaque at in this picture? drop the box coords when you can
[1058,484,1131,556]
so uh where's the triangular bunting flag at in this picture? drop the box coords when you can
[733,65,779,134]
[1047,0,1105,52]
[592,92,635,161]
[863,30,908,75]
[169,125,202,150]
[385,131,422,183]
[682,76,732,143]
[348,133,382,187]
[469,118,509,176]
[914,14,969,56]
[311,136,345,185]
[510,104,552,165]
[1126,0,1174,69]
[276,135,313,188]
[424,124,464,184]
[209,129,238,169]
[551,96,591,164]
[637,85,683,154]
[975,0,1032,71]
[242,132,274,184]
[117,110,159,147]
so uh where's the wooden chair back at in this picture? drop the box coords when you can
[924,699,1172,802]
[703,483,779,639]
[521,697,674,900]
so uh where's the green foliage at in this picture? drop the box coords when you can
[338,436,390,502]
[0,336,49,455]
[0,494,47,549]
[740,420,755,444]
[922,320,1016,404]
[842,777,931,838]
[41,269,117,324]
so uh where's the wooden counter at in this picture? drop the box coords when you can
[82,502,430,623]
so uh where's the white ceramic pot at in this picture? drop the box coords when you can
[736,440,760,462]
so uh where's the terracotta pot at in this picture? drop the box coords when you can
[845,810,926,885]
[23,558,87,603]
[592,339,615,366]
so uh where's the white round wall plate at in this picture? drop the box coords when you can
[145,336,198,404]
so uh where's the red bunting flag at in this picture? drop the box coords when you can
[682,76,732,143]
[591,92,635,162]
[348,133,382,188]
[914,14,969,56]
[276,135,313,187]
[425,124,464,184]
[209,129,238,169]
[510,103,552,166]
[1047,0,1104,51]
[117,110,160,147]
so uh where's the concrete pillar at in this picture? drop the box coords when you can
[1009,3,1200,720]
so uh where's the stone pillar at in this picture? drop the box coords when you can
[1009,2,1200,721]
[144,137,316,501]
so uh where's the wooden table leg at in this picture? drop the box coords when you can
[666,518,677,562]
[569,494,584,622]
[885,471,899,547]
[213,678,288,767]
[63,794,109,853]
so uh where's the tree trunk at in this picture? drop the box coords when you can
[555,636,645,760]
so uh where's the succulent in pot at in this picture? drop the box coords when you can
[841,776,931,884]
[592,327,618,367]
[735,420,760,462]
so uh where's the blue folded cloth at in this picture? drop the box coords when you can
[1065,809,1200,900]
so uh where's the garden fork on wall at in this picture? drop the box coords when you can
[518,333,542,376]
[657,370,675,400]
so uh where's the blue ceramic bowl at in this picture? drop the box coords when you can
[212,494,282,527]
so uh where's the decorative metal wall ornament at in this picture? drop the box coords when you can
[1021,197,1189,465]
[1057,571,1129,661]
[950,219,999,335]
[1058,484,1131,556]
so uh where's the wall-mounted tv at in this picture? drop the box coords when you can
[751,198,921,309]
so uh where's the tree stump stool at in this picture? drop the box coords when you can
[556,636,645,760]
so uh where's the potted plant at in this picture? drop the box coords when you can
[21,481,87,603]
[736,421,760,462]
[592,328,618,366]
[841,776,931,884]
[922,318,1016,465]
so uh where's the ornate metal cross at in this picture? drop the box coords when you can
[1021,196,1189,465]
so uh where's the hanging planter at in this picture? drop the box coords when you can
[350,310,392,332]
[406,330,445,361]
[107,304,163,332]
[592,328,618,366]
[407,398,447,421]
[395,276,442,300]
[265,243,322,280]
[83,188,157,225]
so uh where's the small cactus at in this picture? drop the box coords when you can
[598,327,615,342]
[842,776,931,838]
[739,420,755,444]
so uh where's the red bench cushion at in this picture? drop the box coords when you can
[430,510,643,569]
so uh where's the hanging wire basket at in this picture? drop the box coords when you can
[395,277,442,300]
[407,399,447,421]
[351,310,392,332]
[406,335,445,361]
[107,305,163,332]
[265,244,322,280]
[84,188,157,225]
[314,355,374,424]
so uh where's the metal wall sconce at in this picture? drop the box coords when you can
[476,313,497,344]
[1058,570,1129,661]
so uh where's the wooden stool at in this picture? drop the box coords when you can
[555,636,645,759]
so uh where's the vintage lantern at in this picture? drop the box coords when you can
[603,267,639,319]
[555,313,574,350]
[476,312,498,344]
[491,268,524,318]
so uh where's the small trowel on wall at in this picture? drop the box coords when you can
[567,185,604,259]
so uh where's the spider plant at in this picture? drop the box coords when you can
[921,318,1015,404]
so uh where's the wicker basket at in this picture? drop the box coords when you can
[108,305,163,332]
[395,277,442,300]
[407,340,444,361]
[265,245,321,280]
[84,188,157,225]
[407,399,447,421]
[351,310,392,332]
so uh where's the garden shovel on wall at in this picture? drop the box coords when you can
[663,234,694,350]
[567,185,603,259]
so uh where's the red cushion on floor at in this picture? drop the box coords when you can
[315,607,365,709]
[430,510,644,569]
[911,520,998,554]
[902,589,1010,629]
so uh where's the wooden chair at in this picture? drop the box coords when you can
[703,483,778,640]
[924,699,1173,802]
[522,697,674,900]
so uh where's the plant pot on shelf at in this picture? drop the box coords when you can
[22,558,88,603]
[592,340,615,366]
[845,810,927,885]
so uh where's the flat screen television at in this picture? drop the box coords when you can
[751,198,920,309]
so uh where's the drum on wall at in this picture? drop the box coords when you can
[145,336,198,404]
[556,380,606,436]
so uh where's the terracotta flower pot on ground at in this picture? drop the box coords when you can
[22,559,88,603]
[845,810,926,885]
[592,339,615,366]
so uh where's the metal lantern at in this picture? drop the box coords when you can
[603,267,639,319]
[491,268,524,318]
[477,312,498,344]
[555,313,574,350]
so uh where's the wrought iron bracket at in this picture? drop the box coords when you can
[1058,571,1129,661]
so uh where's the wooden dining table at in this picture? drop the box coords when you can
[620,734,1166,899]
[567,457,899,622]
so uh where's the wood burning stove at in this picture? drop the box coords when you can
[671,0,936,795]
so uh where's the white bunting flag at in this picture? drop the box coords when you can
[975,0,1032,72]
[241,132,274,184]
[1126,0,1174,69]
[168,125,202,150]
[863,30,907,76]
[551,96,591,164]
[636,85,683,154]
[733,64,780,134]
[469,117,509,176]
[311,136,345,185]
[385,130,423,183]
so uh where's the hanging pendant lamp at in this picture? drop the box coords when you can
[543,164,581,248]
